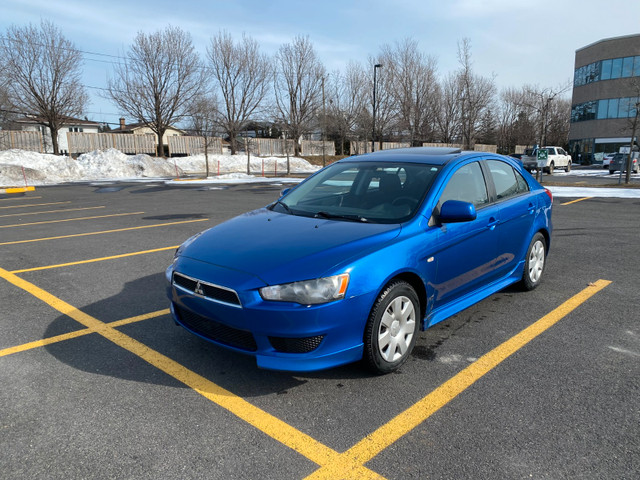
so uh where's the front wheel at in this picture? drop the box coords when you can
[364,281,419,374]
[521,233,546,291]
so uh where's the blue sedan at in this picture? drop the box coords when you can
[166,147,553,374]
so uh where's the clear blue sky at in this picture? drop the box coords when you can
[2,0,639,127]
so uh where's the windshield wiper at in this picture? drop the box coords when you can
[271,200,292,214]
[314,211,369,223]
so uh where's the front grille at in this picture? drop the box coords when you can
[176,306,257,351]
[268,335,325,354]
[173,272,241,306]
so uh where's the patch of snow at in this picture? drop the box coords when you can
[0,148,319,187]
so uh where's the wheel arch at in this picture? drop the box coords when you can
[373,271,427,326]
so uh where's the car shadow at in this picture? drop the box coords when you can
[42,272,370,397]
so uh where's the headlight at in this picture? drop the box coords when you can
[259,273,349,305]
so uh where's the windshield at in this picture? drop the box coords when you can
[272,161,441,223]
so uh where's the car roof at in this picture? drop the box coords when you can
[340,146,475,166]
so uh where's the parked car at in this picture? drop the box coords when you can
[609,153,639,174]
[166,147,553,374]
[522,146,572,174]
[508,153,524,165]
[602,153,616,169]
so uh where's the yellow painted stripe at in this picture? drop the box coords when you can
[0,201,70,210]
[0,267,379,476]
[0,211,144,228]
[0,309,169,358]
[0,206,106,218]
[0,186,36,194]
[0,218,209,246]
[0,196,42,202]
[10,246,179,273]
[306,279,612,480]
[561,197,592,205]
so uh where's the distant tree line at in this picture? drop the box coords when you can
[0,20,571,156]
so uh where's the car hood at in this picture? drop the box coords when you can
[180,208,402,285]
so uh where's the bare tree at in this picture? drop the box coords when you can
[207,31,271,155]
[325,63,368,154]
[188,93,220,177]
[0,20,88,154]
[274,35,325,156]
[107,26,204,157]
[0,81,14,128]
[457,38,496,149]
[496,87,523,153]
[380,39,439,146]
[436,73,462,144]
[519,82,571,146]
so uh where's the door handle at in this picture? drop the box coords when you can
[487,217,499,230]
[528,203,535,213]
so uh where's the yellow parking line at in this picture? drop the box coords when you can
[561,197,592,205]
[0,196,42,202]
[0,201,70,210]
[0,211,145,228]
[0,218,209,246]
[0,267,380,477]
[0,309,169,358]
[0,206,106,218]
[305,279,612,480]
[10,246,179,273]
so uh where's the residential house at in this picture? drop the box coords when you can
[111,118,184,155]
[15,115,101,154]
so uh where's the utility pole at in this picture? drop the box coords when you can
[322,75,326,167]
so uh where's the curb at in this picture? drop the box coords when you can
[0,186,36,194]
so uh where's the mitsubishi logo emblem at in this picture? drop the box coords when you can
[194,281,205,296]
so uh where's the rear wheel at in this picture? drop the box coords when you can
[521,233,546,291]
[364,281,419,374]
[547,161,555,175]
[565,161,571,172]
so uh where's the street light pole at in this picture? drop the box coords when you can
[372,63,382,153]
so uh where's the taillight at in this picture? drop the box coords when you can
[544,188,553,203]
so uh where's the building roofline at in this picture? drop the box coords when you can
[576,33,640,53]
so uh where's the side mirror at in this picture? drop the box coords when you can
[439,200,477,223]
[280,187,291,197]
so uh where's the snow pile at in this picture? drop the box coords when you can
[0,148,320,186]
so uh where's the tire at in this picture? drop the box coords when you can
[521,233,546,291]
[609,170,615,175]
[364,281,419,374]
[565,161,571,172]
[547,161,555,175]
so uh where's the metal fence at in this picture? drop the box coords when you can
[0,130,44,152]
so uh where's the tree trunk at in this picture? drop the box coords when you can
[50,126,60,155]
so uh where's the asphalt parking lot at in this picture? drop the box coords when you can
[1,180,639,479]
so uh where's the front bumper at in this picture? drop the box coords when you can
[165,260,374,372]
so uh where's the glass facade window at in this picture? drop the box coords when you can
[572,96,640,122]
[597,99,608,119]
[574,55,640,86]
[600,59,612,80]
[608,98,619,118]
[610,58,623,78]
[622,57,634,77]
